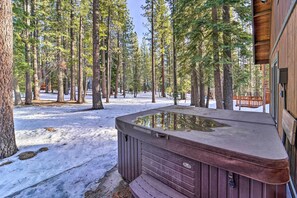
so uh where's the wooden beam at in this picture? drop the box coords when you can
[254,9,271,18]
[255,59,270,65]
[255,40,270,46]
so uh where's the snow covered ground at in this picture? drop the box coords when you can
[0,92,269,198]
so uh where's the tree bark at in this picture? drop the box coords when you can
[223,5,233,110]
[101,39,107,98]
[123,62,126,98]
[13,78,22,106]
[206,84,211,108]
[25,71,32,105]
[161,46,166,97]
[199,63,205,107]
[192,68,199,107]
[70,0,76,101]
[115,32,121,98]
[151,0,156,103]
[198,44,205,107]
[78,16,84,104]
[92,0,104,109]
[0,0,18,159]
[172,0,177,105]
[24,0,32,105]
[57,0,64,102]
[32,0,40,101]
[212,6,223,109]
[106,7,111,103]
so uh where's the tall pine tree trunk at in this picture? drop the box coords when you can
[151,0,156,103]
[25,71,32,105]
[70,0,76,101]
[13,78,22,106]
[172,0,177,105]
[106,7,111,103]
[123,62,126,98]
[161,37,166,97]
[212,6,223,109]
[32,0,40,101]
[24,0,32,105]
[78,16,84,104]
[223,5,233,110]
[0,0,18,158]
[57,0,64,102]
[115,32,120,98]
[101,39,107,98]
[92,0,103,109]
[198,44,205,107]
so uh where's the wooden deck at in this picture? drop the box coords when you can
[233,94,270,108]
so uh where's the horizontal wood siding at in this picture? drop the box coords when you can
[129,142,287,198]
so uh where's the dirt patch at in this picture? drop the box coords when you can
[18,147,49,160]
[0,161,13,167]
[18,151,37,160]
[19,100,79,107]
[85,166,131,198]
[37,147,49,153]
[45,127,56,132]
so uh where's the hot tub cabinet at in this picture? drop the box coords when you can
[116,106,290,198]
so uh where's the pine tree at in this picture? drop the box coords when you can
[92,0,104,109]
[0,0,18,159]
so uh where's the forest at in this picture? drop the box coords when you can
[11,0,267,111]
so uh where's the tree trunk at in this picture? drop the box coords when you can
[0,0,18,159]
[45,75,49,93]
[123,62,126,98]
[192,68,199,107]
[206,85,211,108]
[24,0,32,105]
[13,78,22,106]
[223,5,233,110]
[198,44,205,107]
[101,39,107,98]
[106,7,111,103]
[172,0,177,105]
[212,6,223,109]
[56,0,64,102]
[92,0,103,109]
[78,16,84,104]
[32,0,40,101]
[161,46,166,97]
[83,71,87,103]
[115,32,120,98]
[151,0,156,103]
[190,72,194,106]
[199,64,205,107]
[70,0,76,101]
[25,71,32,105]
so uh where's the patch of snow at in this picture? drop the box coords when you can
[0,92,270,197]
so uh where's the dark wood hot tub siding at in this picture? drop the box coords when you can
[118,131,286,198]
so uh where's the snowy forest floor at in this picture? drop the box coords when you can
[0,91,269,198]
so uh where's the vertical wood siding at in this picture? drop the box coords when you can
[270,1,297,191]
[118,131,141,182]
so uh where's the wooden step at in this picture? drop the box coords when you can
[130,174,188,198]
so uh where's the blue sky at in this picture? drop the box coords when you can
[127,0,147,42]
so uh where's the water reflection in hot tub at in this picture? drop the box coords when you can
[134,112,229,132]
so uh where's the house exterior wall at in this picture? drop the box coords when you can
[270,0,297,134]
[269,0,297,191]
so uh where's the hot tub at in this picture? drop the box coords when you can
[116,106,289,198]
